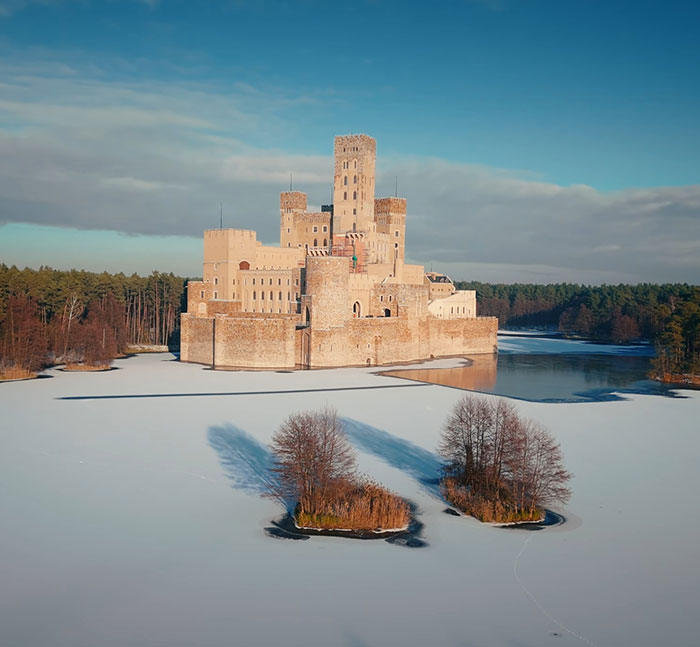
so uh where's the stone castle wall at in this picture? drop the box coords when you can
[213,315,297,368]
[180,315,214,364]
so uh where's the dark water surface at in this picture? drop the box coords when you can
[381,351,683,403]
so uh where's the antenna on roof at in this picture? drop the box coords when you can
[395,176,398,198]
[289,173,293,192]
[219,202,223,229]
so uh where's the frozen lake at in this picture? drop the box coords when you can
[381,336,676,402]
[1,338,699,646]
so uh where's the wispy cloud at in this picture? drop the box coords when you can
[0,56,698,284]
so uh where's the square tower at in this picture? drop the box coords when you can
[375,197,407,263]
[280,191,307,248]
[332,134,376,235]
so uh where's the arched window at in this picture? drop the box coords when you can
[313,238,318,246]
[343,191,347,200]
[305,306,311,325]
[352,301,361,317]
[344,175,348,186]
[214,277,218,285]
[253,291,256,300]
[353,191,357,199]
[323,238,327,246]
[214,291,218,299]
[384,308,391,317]
[239,260,250,270]
[270,291,273,300]
[279,291,282,300]
[261,291,265,300]
[200,290,204,298]
[353,175,357,184]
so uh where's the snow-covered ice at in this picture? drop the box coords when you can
[1,348,698,646]
[498,334,654,356]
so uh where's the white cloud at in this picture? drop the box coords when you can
[0,57,698,284]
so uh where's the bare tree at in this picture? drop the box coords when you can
[438,394,493,486]
[80,303,118,367]
[60,294,83,362]
[270,407,356,515]
[0,294,48,375]
[506,419,572,514]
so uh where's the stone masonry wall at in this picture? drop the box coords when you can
[180,314,214,365]
[306,315,497,368]
[213,314,297,368]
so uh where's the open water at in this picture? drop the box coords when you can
[381,335,682,402]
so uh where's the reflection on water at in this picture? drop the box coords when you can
[380,353,681,403]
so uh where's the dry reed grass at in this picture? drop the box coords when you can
[64,363,112,372]
[296,478,411,531]
[441,477,543,523]
[0,366,36,381]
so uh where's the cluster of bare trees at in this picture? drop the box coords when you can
[0,292,130,377]
[439,394,571,522]
[57,296,125,368]
[270,408,410,531]
[0,294,49,378]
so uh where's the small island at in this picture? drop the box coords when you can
[438,394,571,524]
[269,408,411,537]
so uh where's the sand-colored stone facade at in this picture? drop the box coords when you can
[180,134,498,368]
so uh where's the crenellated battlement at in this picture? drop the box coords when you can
[375,197,407,215]
[280,191,307,212]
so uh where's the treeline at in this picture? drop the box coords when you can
[0,265,188,377]
[652,299,700,378]
[456,281,700,375]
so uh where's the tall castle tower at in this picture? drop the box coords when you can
[332,134,376,234]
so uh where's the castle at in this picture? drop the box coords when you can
[180,134,497,369]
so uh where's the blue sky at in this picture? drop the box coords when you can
[0,0,698,282]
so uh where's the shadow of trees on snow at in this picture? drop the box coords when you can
[207,424,291,510]
[341,418,444,498]
[208,419,445,508]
